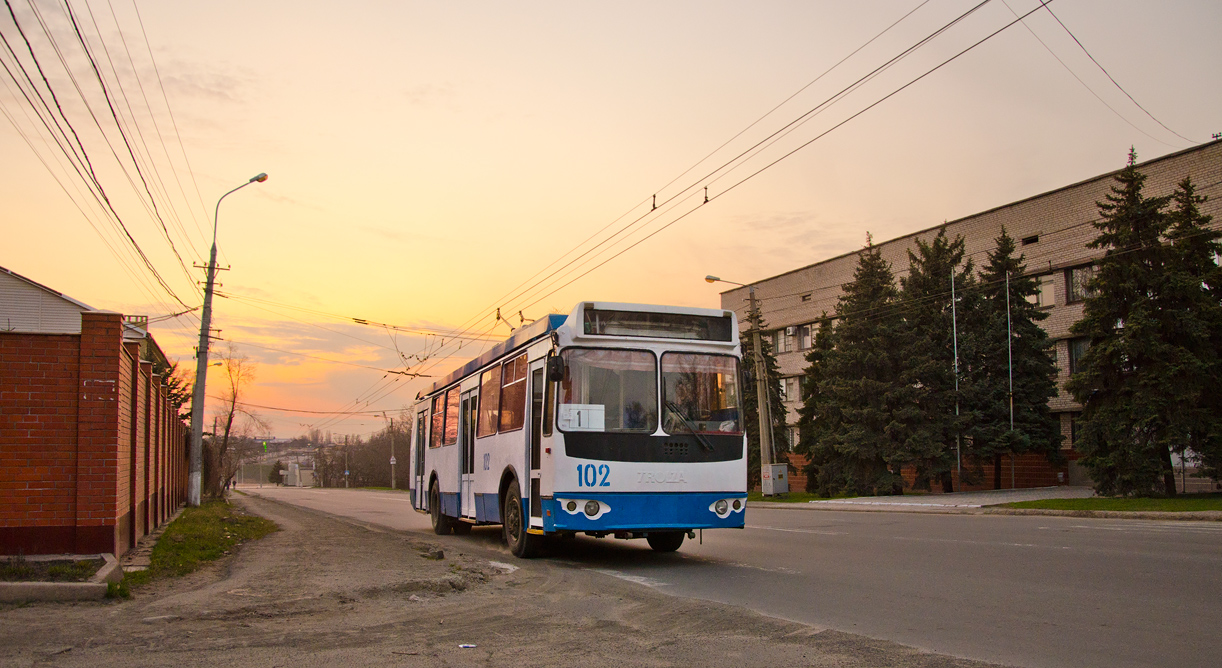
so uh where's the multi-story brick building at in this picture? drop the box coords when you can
[718,141,1222,492]
[1,266,187,556]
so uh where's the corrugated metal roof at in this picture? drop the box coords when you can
[0,265,94,334]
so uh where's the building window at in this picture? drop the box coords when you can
[798,324,812,350]
[789,426,800,450]
[1066,266,1095,304]
[800,293,812,302]
[1068,338,1089,375]
[1021,234,1040,245]
[1069,413,1083,450]
[1027,274,1056,308]
[782,376,801,402]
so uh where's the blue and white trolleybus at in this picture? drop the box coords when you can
[408,302,747,557]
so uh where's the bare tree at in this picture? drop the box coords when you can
[205,343,268,497]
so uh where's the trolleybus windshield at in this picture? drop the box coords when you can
[557,349,657,433]
[661,353,741,435]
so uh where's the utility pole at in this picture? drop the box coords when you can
[748,286,775,478]
[706,275,782,496]
[387,414,397,490]
[188,173,267,506]
[1006,270,1016,489]
[951,268,961,492]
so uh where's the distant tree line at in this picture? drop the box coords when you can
[790,150,1221,498]
[312,419,409,489]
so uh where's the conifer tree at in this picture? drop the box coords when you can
[1164,178,1222,485]
[796,316,835,491]
[898,228,975,491]
[967,227,1061,488]
[1066,149,1193,496]
[810,238,912,495]
[740,301,790,490]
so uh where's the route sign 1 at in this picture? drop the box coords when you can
[389,456,397,465]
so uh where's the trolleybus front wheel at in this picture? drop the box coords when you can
[429,481,452,535]
[503,481,542,558]
[646,531,685,552]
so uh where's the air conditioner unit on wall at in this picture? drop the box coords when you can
[785,326,796,336]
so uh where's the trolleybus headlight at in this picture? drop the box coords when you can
[566,500,578,513]
[584,500,600,517]
[714,499,729,515]
[732,499,742,511]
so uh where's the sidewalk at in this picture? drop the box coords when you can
[808,486,1096,508]
[752,486,1096,514]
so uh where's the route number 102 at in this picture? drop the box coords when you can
[577,464,610,487]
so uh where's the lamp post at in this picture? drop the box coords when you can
[188,172,267,507]
[706,275,783,495]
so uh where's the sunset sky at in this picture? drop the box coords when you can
[3,1,1218,439]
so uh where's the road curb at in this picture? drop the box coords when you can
[0,553,122,603]
[749,502,1222,521]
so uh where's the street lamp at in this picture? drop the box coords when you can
[706,275,785,496]
[188,172,268,507]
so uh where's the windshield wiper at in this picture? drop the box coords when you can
[665,400,714,451]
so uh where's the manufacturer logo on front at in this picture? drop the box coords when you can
[637,471,687,484]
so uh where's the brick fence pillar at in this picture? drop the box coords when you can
[75,312,126,555]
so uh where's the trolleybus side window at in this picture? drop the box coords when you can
[430,395,444,448]
[477,366,501,438]
[661,352,742,435]
[444,386,460,446]
[557,348,657,433]
[499,354,528,432]
[542,355,555,438]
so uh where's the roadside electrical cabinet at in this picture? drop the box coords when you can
[761,463,788,496]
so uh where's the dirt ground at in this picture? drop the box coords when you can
[0,495,1008,668]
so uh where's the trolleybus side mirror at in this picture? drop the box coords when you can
[547,356,565,382]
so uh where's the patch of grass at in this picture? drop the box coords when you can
[0,557,102,582]
[124,501,278,588]
[747,491,861,503]
[1004,493,1222,512]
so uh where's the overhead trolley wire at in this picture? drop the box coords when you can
[469,0,996,332]
[502,1,1053,316]
[1033,0,1196,146]
[999,0,1182,149]
[386,0,959,372]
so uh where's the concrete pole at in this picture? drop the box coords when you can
[188,173,266,507]
[389,416,396,490]
[749,286,775,491]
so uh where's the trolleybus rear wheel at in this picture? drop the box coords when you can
[429,480,452,535]
[646,531,685,552]
[503,480,542,558]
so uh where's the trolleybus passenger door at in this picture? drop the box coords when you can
[460,390,477,519]
[413,411,427,510]
[528,360,545,526]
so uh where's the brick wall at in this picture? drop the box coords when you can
[0,311,188,556]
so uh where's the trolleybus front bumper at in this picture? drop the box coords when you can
[542,491,746,532]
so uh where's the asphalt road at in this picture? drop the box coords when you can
[242,486,1222,668]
